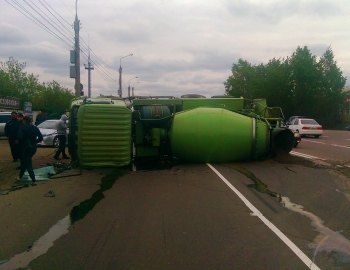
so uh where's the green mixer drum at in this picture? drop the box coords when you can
[169,107,268,163]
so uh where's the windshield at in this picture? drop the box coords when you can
[300,119,319,125]
[38,121,58,129]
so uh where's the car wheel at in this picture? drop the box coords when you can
[53,136,60,148]
[314,135,320,138]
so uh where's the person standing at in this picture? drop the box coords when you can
[16,115,43,186]
[35,110,45,126]
[5,111,21,162]
[53,114,70,160]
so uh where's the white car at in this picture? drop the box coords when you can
[288,118,323,138]
[37,120,68,147]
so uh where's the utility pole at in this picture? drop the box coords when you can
[84,38,94,98]
[74,0,81,97]
[118,54,133,97]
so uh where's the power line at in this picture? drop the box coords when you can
[6,0,122,89]
[6,0,73,48]
[38,0,74,38]
[42,0,73,26]
[24,0,73,45]
[80,37,118,79]
[80,49,118,85]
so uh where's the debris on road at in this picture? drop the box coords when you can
[44,190,55,197]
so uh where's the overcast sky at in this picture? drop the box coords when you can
[1,0,350,98]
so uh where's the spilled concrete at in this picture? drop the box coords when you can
[0,168,128,270]
[281,196,350,265]
[225,163,350,265]
[0,216,71,270]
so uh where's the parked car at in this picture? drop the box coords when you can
[0,112,12,136]
[287,118,323,138]
[37,120,68,147]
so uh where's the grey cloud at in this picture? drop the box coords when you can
[226,0,342,24]
[0,24,29,45]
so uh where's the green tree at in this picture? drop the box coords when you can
[223,46,347,128]
[0,57,74,114]
[288,46,321,117]
[32,81,74,118]
[260,58,293,113]
[315,47,346,126]
[224,59,259,99]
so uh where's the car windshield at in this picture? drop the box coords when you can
[300,119,318,125]
[38,121,58,129]
[0,115,11,123]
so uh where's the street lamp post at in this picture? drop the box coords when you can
[118,54,133,97]
[128,77,138,97]
[132,82,139,96]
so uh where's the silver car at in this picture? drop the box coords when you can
[37,120,68,147]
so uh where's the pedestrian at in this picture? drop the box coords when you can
[35,110,45,126]
[4,111,21,162]
[16,115,43,186]
[13,113,24,169]
[53,114,70,160]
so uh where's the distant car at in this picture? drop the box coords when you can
[37,120,68,147]
[0,112,12,136]
[346,126,350,131]
[287,118,323,138]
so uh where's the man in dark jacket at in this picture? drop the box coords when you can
[35,110,45,126]
[16,115,43,185]
[5,111,22,162]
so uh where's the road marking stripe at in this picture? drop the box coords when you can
[290,151,325,160]
[207,163,321,270]
[303,140,325,144]
[331,144,350,149]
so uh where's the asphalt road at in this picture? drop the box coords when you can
[293,130,350,163]
[1,131,350,270]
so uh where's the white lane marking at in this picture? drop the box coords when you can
[335,189,350,197]
[290,151,325,161]
[207,163,321,270]
[331,144,350,149]
[303,139,325,144]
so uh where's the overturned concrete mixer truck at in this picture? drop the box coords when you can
[67,95,296,168]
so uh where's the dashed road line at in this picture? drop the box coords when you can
[303,139,325,144]
[331,144,350,149]
[290,151,325,160]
